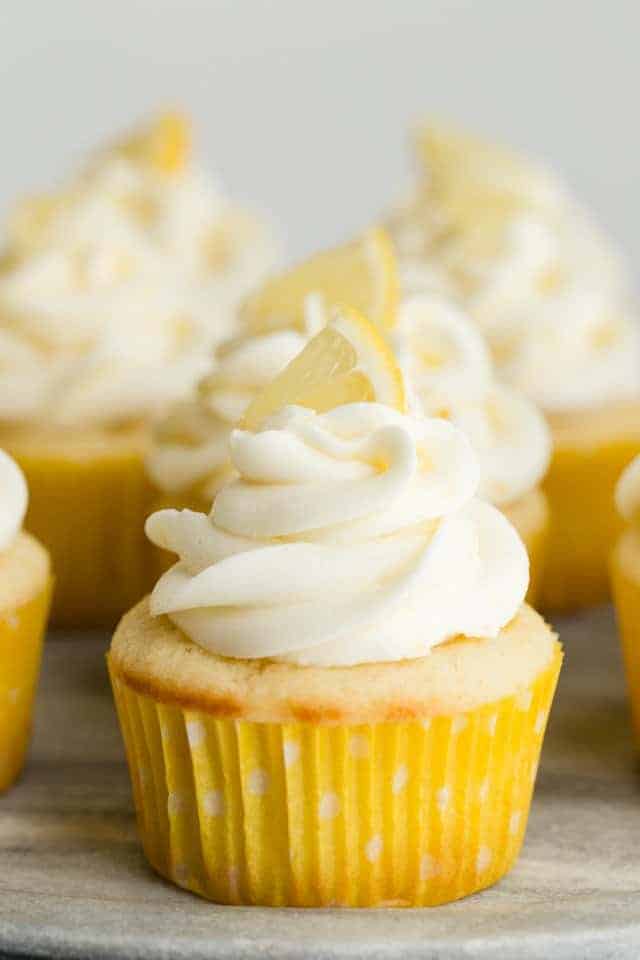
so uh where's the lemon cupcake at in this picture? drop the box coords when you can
[0,112,277,626]
[611,457,640,743]
[145,229,398,570]
[393,294,551,603]
[0,449,52,792]
[389,122,640,612]
[110,313,561,907]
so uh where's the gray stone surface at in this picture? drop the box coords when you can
[1,607,639,959]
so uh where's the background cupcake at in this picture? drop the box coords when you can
[388,122,640,613]
[611,457,640,743]
[0,112,278,626]
[0,449,51,792]
[110,313,561,907]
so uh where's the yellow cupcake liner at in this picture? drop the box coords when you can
[541,438,640,613]
[110,649,561,907]
[8,444,155,628]
[0,579,52,792]
[611,537,640,744]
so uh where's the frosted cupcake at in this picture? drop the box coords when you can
[0,449,51,791]
[0,112,277,626]
[389,122,640,612]
[393,293,551,602]
[611,458,640,743]
[110,313,561,907]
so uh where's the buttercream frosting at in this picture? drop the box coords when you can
[146,402,529,666]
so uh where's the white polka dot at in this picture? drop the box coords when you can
[534,710,546,735]
[349,735,369,758]
[319,791,340,820]
[3,613,18,630]
[452,716,468,734]
[476,846,493,872]
[487,714,498,735]
[436,785,450,811]
[365,834,383,862]
[174,863,190,885]
[421,718,432,731]
[228,866,240,897]
[283,740,300,767]
[167,791,186,815]
[186,720,205,747]
[509,811,522,835]
[392,764,408,794]
[247,768,269,796]
[516,689,533,712]
[478,778,489,803]
[203,789,224,816]
[420,854,439,880]
[7,688,20,705]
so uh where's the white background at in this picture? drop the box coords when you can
[0,0,637,264]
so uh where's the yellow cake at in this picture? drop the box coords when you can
[0,449,52,791]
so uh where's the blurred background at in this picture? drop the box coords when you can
[0,0,637,264]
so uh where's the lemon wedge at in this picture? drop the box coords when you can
[117,110,191,174]
[241,306,406,430]
[241,227,398,335]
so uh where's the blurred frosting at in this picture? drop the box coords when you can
[390,123,640,413]
[394,294,551,505]
[145,402,529,666]
[0,114,277,428]
[0,448,28,552]
[146,296,325,498]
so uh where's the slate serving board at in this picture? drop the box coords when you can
[1,606,639,959]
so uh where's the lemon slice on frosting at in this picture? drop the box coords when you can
[241,306,406,430]
[117,110,191,174]
[241,227,398,334]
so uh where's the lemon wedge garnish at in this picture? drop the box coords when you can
[117,110,191,174]
[241,227,398,335]
[241,306,406,430]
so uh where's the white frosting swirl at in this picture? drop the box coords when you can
[390,128,640,413]
[0,448,28,552]
[146,403,528,666]
[616,456,640,523]
[394,295,551,505]
[147,298,325,496]
[0,140,277,427]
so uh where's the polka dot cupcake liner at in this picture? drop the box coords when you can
[109,651,561,907]
[0,579,52,792]
[4,436,155,628]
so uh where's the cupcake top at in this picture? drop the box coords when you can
[393,293,551,505]
[390,123,640,414]
[0,448,28,552]
[0,113,277,429]
[146,400,529,667]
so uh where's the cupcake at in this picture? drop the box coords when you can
[393,293,551,603]
[109,312,562,907]
[0,449,51,792]
[0,112,277,626]
[389,122,640,612]
[145,229,398,568]
[611,457,640,743]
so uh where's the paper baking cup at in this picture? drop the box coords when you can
[0,580,52,792]
[12,448,154,628]
[611,541,640,743]
[110,649,561,907]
